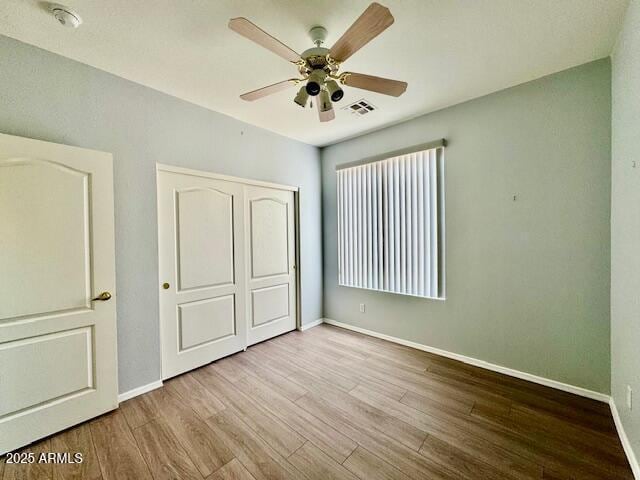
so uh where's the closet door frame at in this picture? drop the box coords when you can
[156,164,301,372]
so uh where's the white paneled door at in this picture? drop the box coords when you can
[245,186,296,346]
[157,167,297,378]
[0,134,118,454]
[157,171,247,379]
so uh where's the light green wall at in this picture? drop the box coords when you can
[612,0,640,464]
[321,59,612,393]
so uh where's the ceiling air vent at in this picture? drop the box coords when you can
[343,99,377,117]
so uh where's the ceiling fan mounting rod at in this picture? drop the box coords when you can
[309,26,328,47]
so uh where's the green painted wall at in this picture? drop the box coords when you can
[611,0,640,465]
[321,59,612,393]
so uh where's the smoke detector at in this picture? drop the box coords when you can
[49,4,82,28]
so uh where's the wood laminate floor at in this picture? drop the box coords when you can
[1,324,633,479]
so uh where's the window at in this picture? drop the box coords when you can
[336,145,445,299]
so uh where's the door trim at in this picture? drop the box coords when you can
[157,164,299,192]
[294,190,302,331]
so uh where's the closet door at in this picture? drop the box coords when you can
[245,186,297,345]
[157,170,246,379]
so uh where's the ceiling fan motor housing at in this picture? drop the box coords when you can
[300,47,331,69]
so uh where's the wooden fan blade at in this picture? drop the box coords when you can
[330,3,394,62]
[229,17,301,63]
[240,79,297,101]
[316,99,335,122]
[342,72,407,97]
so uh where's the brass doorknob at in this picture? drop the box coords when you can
[92,291,112,301]
[162,282,170,290]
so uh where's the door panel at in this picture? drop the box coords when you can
[158,171,246,379]
[251,284,290,327]
[246,186,296,345]
[176,188,235,290]
[178,295,236,350]
[0,327,93,417]
[250,198,289,278]
[0,160,91,319]
[0,133,118,455]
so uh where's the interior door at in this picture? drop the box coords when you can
[0,133,118,455]
[158,170,246,379]
[245,186,297,346]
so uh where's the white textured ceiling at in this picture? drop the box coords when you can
[0,0,629,146]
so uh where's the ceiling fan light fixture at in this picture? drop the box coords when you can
[325,80,344,102]
[294,85,309,107]
[305,69,326,96]
[319,89,333,112]
[305,82,321,97]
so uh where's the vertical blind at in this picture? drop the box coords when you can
[336,146,445,299]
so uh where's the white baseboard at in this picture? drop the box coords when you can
[610,397,640,478]
[298,318,324,331]
[322,318,610,403]
[118,380,163,403]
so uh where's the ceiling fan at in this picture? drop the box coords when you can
[228,2,408,122]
